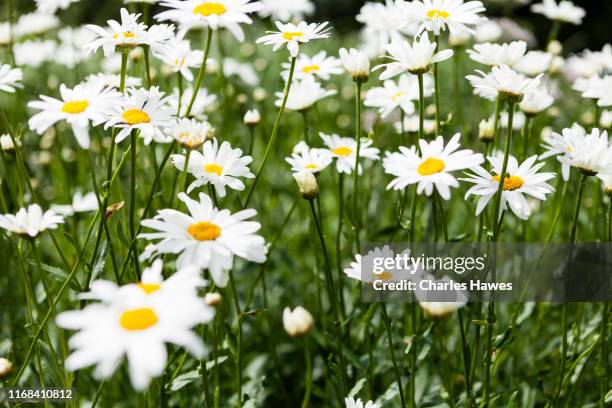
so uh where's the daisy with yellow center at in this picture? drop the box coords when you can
[409,0,486,35]
[320,132,380,174]
[257,20,331,57]
[140,192,267,287]
[344,246,420,284]
[171,138,254,198]
[285,141,332,174]
[281,50,342,81]
[365,74,430,118]
[153,37,204,81]
[384,133,483,199]
[462,155,555,220]
[167,118,214,149]
[28,81,121,149]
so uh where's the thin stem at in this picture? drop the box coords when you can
[546,180,568,242]
[143,46,152,87]
[185,27,214,118]
[336,173,346,314]
[245,57,297,207]
[300,338,313,408]
[381,304,407,408]
[453,47,463,127]
[433,35,442,135]
[352,81,364,250]
[228,269,243,406]
[7,0,15,65]
[418,74,425,140]
[458,309,473,407]
[522,115,533,160]
[547,20,562,45]
[492,102,516,241]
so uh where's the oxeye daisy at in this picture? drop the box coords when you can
[166,118,214,149]
[344,245,417,284]
[374,33,453,78]
[344,397,380,408]
[519,86,554,116]
[14,12,59,38]
[258,0,314,22]
[14,40,57,68]
[597,174,612,194]
[256,21,331,57]
[578,75,612,107]
[466,64,542,102]
[395,115,437,135]
[415,275,468,318]
[139,192,267,287]
[35,0,80,14]
[383,133,484,199]
[320,132,380,174]
[84,73,143,89]
[56,282,213,391]
[281,51,342,81]
[51,191,98,216]
[153,37,204,81]
[276,76,336,112]
[462,155,555,220]
[364,74,432,119]
[513,51,553,77]
[466,41,527,67]
[555,127,612,176]
[409,0,486,36]
[0,204,64,238]
[0,64,23,93]
[104,87,175,145]
[339,48,370,83]
[85,8,174,57]
[285,142,332,174]
[28,82,121,149]
[539,123,584,181]
[171,139,254,197]
[170,86,217,119]
[156,0,262,41]
[531,0,585,25]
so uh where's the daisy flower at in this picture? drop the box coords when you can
[0,65,23,93]
[375,33,453,78]
[171,139,254,197]
[395,115,437,135]
[345,397,379,408]
[85,73,143,89]
[462,155,555,220]
[519,86,554,115]
[320,133,380,174]
[597,174,612,194]
[139,192,267,287]
[156,0,262,41]
[415,275,468,318]
[14,12,59,37]
[555,127,612,176]
[364,74,432,119]
[170,86,217,119]
[539,123,584,181]
[35,0,80,14]
[466,41,527,67]
[28,82,121,149]
[276,76,336,112]
[282,306,314,337]
[104,87,175,145]
[408,0,486,36]
[256,21,331,57]
[344,245,417,284]
[0,204,64,238]
[258,0,315,22]
[285,142,332,174]
[166,118,214,149]
[531,0,585,25]
[579,75,612,107]
[153,37,204,81]
[383,133,484,199]
[56,27,98,69]
[56,280,213,391]
[0,135,17,152]
[339,48,370,83]
[466,64,542,102]
[513,51,553,77]
[51,191,99,216]
[85,8,175,57]
[14,40,57,68]
[281,51,342,81]
[357,0,417,57]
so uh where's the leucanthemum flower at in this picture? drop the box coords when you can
[415,275,468,318]
[462,155,555,220]
[539,123,584,180]
[519,86,554,115]
[281,51,342,81]
[170,86,217,119]
[35,0,80,14]
[51,191,99,216]
[28,82,121,149]
[276,76,336,111]
[531,0,585,25]
[285,141,332,174]
[466,64,542,102]
[364,74,432,119]
[345,397,380,408]
[577,75,612,107]
[383,133,484,199]
[0,204,64,238]
[154,37,204,81]
[104,87,175,145]
[375,33,453,78]
[156,0,262,41]
[56,278,213,391]
[256,21,331,57]
[14,40,57,68]
[395,115,437,135]
[344,245,417,284]
[339,48,370,82]
[0,64,23,93]
[554,127,612,176]
[171,139,254,197]
[166,118,214,149]
[357,0,417,57]
[320,133,380,174]
[140,192,267,287]
[258,0,314,21]
[466,41,527,67]
[408,0,486,35]
[14,12,59,37]
[85,73,143,89]
[85,8,174,57]
[513,51,553,77]
[597,174,612,194]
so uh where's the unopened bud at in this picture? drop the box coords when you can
[205,293,222,306]
[0,358,13,378]
[547,40,562,56]
[243,109,261,126]
[479,119,495,142]
[293,172,319,200]
[283,306,313,337]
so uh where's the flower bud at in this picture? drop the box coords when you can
[1,134,16,152]
[0,358,13,378]
[339,48,370,83]
[282,306,313,337]
[547,40,563,56]
[478,119,495,142]
[294,172,319,200]
[243,109,261,126]
[205,293,222,306]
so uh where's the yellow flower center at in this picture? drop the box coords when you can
[417,157,446,176]
[302,65,320,74]
[114,31,136,39]
[492,175,524,191]
[188,221,221,241]
[175,57,186,67]
[205,163,223,176]
[283,31,303,41]
[377,271,393,280]
[332,146,353,157]
[193,2,227,16]
[391,92,404,102]
[427,9,450,19]
[138,283,161,295]
[62,100,89,114]
[122,109,151,125]
[119,307,158,331]
[305,164,318,169]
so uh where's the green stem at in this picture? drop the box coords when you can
[381,304,407,408]
[433,35,442,135]
[300,338,313,408]
[336,173,346,314]
[453,48,463,127]
[143,46,152,87]
[185,27,214,118]
[546,180,568,242]
[492,102,516,241]
[522,115,533,160]
[458,309,473,407]
[352,81,363,250]
[244,57,296,207]
[228,269,243,406]
[418,74,425,140]
[547,20,562,45]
